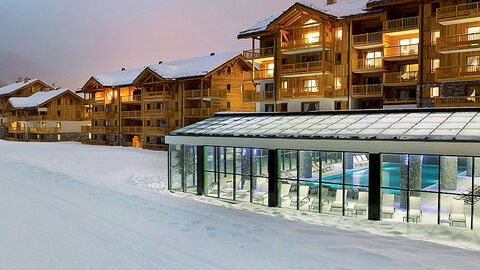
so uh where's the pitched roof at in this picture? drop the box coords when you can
[0,79,52,96]
[147,52,241,80]
[238,1,373,38]
[8,89,76,109]
[92,66,146,87]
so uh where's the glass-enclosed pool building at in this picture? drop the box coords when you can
[166,108,480,229]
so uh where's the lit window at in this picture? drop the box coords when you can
[305,19,317,25]
[336,28,343,40]
[303,80,319,92]
[468,27,480,41]
[430,87,439,97]
[431,59,440,72]
[431,31,440,44]
[399,38,419,55]
[365,51,382,68]
[267,63,274,75]
[282,81,288,89]
[56,122,61,129]
[467,56,480,72]
[57,134,61,141]
[305,32,320,44]
[335,77,342,90]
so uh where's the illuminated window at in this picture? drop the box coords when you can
[335,77,342,90]
[303,80,319,92]
[56,122,61,129]
[282,81,288,89]
[430,87,440,97]
[431,31,440,44]
[305,19,317,25]
[267,63,274,75]
[468,27,480,41]
[400,38,419,55]
[400,64,418,80]
[305,32,320,44]
[365,51,382,68]
[431,59,440,71]
[57,134,61,141]
[467,56,480,72]
[336,28,343,40]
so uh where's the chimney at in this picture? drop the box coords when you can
[210,52,215,56]
[24,78,30,83]
[158,61,163,64]
[16,77,22,83]
[121,67,126,71]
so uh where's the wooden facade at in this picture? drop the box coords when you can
[80,54,255,150]
[239,1,480,110]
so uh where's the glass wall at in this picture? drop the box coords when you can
[168,144,198,193]
[277,149,369,218]
[381,154,478,229]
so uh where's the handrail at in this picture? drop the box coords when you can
[437,2,480,21]
[184,88,227,99]
[434,96,480,107]
[384,71,418,84]
[352,32,383,46]
[243,47,274,59]
[437,65,480,79]
[184,107,227,117]
[242,90,275,102]
[279,87,330,99]
[281,61,331,75]
[384,16,418,32]
[28,127,59,133]
[121,95,142,103]
[242,69,274,81]
[352,84,383,96]
[121,110,142,118]
[437,32,480,51]
[355,57,383,70]
[384,44,419,58]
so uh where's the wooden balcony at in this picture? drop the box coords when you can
[242,90,275,102]
[384,44,419,60]
[142,91,174,101]
[121,95,142,103]
[243,47,274,60]
[281,38,332,54]
[120,126,143,134]
[28,127,59,134]
[352,84,383,98]
[279,87,332,100]
[242,69,274,81]
[281,61,332,77]
[352,32,384,49]
[436,65,480,80]
[384,71,418,85]
[142,144,168,151]
[383,16,419,34]
[81,139,113,146]
[121,110,142,118]
[434,96,480,107]
[81,126,116,134]
[90,111,105,118]
[437,33,480,53]
[143,127,168,136]
[184,89,227,99]
[352,58,384,73]
[184,107,226,118]
[383,98,417,104]
[333,88,348,98]
[143,109,174,118]
[8,127,25,133]
[87,97,105,104]
[437,3,480,25]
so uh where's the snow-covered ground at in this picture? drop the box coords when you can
[1,140,480,269]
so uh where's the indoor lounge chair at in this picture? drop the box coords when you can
[449,199,466,227]
[404,196,422,223]
[309,187,329,212]
[330,189,346,212]
[290,184,310,207]
[253,181,269,204]
[280,183,292,206]
[235,181,250,198]
[354,191,368,216]
[382,193,395,219]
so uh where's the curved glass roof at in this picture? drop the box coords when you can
[169,109,480,142]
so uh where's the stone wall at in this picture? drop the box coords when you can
[0,125,7,139]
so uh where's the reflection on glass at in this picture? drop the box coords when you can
[169,144,183,191]
[184,145,197,193]
[252,177,269,205]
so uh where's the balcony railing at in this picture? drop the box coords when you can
[352,84,383,97]
[243,69,274,81]
[242,90,275,102]
[120,126,143,134]
[384,44,419,59]
[184,107,226,118]
[8,127,26,133]
[243,47,274,59]
[281,38,332,52]
[333,88,348,98]
[353,58,383,72]
[437,2,480,23]
[383,98,417,104]
[143,127,168,136]
[281,61,331,76]
[28,127,59,134]
[383,16,418,32]
[352,32,383,47]
[384,71,418,85]
[143,109,174,118]
[142,91,174,100]
[121,110,141,118]
[81,126,116,134]
[121,95,142,103]
[436,65,480,80]
[434,96,480,107]
[81,139,112,146]
[142,144,168,151]
[90,111,105,118]
[184,88,227,99]
[279,87,331,100]
[437,33,480,52]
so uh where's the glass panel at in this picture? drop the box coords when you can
[252,177,269,205]
[219,173,234,200]
[297,181,313,210]
[381,154,408,189]
[440,194,471,229]
[236,148,251,175]
[475,157,480,192]
[405,191,437,224]
[205,146,216,172]
[236,176,251,202]
[219,147,234,174]
[324,183,343,215]
[299,151,317,181]
[184,145,198,194]
[441,156,471,194]
[322,152,343,184]
[169,144,183,191]
[205,171,218,197]
[278,150,297,179]
[345,185,369,218]
[345,153,369,186]
[381,188,406,222]
[252,148,268,177]
[409,155,439,192]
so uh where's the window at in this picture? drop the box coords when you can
[335,77,342,90]
[303,80,319,92]
[431,59,440,72]
[56,122,61,129]
[336,53,342,65]
[57,135,61,141]
[105,120,111,126]
[69,98,73,105]
[265,83,274,91]
[226,102,231,110]
[467,56,480,72]
[365,51,382,68]
[336,28,343,40]
[305,31,320,44]
[301,102,319,112]
[282,81,288,89]
[57,99,61,105]
[400,64,419,80]
[431,3,440,16]
[468,26,480,41]
[399,38,419,55]
[431,31,440,45]
[334,101,342,110]
[282,58,288,65]
[302,55,319,62]
[267,63,274,75]
[227,84,231,93]
[175,120,179,126]
[57,111,61,117]
[265,104,274,112]
[431,87,440,97]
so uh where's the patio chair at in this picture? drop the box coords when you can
[405,196,422,223]
[312,162,320,172]
[330,189,346,212]
[322,164,334,174]
[353,155,363,167]
[290,184,310,207]
[280,183,292,205]
[449,199,466,227]
[253,181,269,204]
[382,193,395,219]
[309,187,329,212]
[235,181,250,198]
[354,191,368,216]
[360,154,369,166]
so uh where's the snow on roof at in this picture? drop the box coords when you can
[148,52,240,80]
[9,89,73,109]
[0,79,51,96]
[93,66,146,87]
[238,1,372,38]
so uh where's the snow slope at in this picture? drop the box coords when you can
[0,141,479,269]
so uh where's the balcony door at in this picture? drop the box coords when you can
[303,79,319,92]
[365,51,382,68]
[467,56,480,73]
[467,26,480,41]
[400,64,418,80]
[399,38,419,56]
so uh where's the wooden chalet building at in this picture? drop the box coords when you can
[80,52,256,150]
[238,0,480,111]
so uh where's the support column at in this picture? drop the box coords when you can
[268,149,278,207]
[196,145,204,196]
[368,153,381,221]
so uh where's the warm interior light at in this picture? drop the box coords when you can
[304,79,319,92]
[305,32,320,44]
[267,63,274,75]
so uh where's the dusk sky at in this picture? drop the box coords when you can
[0,0,299,89]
